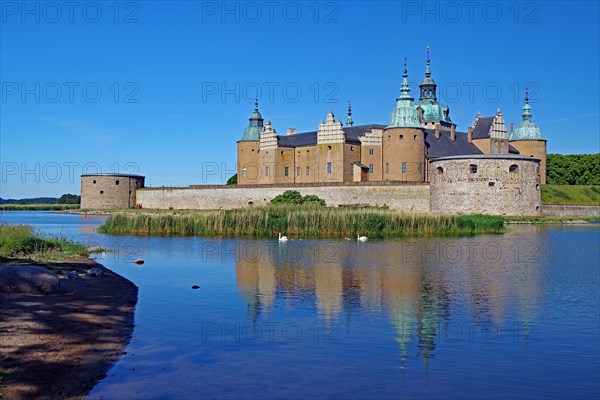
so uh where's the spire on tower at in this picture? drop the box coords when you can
[346,100,354,126]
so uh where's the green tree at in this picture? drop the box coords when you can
[226,174,237,185]
[58,194,81,204]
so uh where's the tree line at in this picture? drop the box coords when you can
[547,154,600,185]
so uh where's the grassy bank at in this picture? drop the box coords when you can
[98,206,505,238]
[0,224,88,263]
[542,185,600,205]
[0,204,79,211]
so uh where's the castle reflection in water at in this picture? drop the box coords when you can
[234,231,546,370]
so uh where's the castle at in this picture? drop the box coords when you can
[236,49,547,186]
[81,49,546,216]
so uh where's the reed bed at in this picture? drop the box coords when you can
[98,205,505,238]
[0,224,88,261]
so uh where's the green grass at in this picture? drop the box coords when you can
[542,185,600,205]
[0,224,88,262]
[0,204,79,211]
[98,205,505,238]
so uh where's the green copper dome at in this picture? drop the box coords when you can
[511,92,543,140]
[388,59,422,128]
[239,101,264,141]
[416,46,451,123]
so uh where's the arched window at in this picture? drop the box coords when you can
[469,164,478,173]
[509,164,519,173]
[437,166,444,174]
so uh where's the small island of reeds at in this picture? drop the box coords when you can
[98,204,505,238]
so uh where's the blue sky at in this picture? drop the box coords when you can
[1,0,599,198]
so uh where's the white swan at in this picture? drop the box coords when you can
[278,232,288,242]
[357,233,368,242]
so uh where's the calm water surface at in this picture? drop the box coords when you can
[2,211,599,399]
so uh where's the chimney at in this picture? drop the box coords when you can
[287,128,296,136]
[450,124,456,142]
[434,123,440,139]
[468,127,473,143]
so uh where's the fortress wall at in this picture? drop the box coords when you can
[430,156,542,216]
[542,204,600,217]
[137,183,430,213]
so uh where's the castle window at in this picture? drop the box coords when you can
[351,146,354,151]
[252,149,255,152]
[265,166,269,177]
[437,166,444,174]
[281,151,285,154]
[386,163,389,174]
[93,180,96,184]
[469,164,478,173]
[129,191,132,194]
[400,135,404,140]
[413,135,417,140]
[328,146,332,150]
[402,162,407,174]
[100,190,104,194]
[536,184,540,190]
[284,166,289,177]
[489,182,495,186]
[306,166,310,176]
[296,166,300,176]
[242,168,247,177]
[419,163,423,175]
[369,164,374,174]
[369,148,374,155]
[509,164,519,173]
[116,180,120,185]
[327,162,333,174]
[537,165,540,175]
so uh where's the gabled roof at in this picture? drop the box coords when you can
[277,124,386,148]
[471,116,494,139]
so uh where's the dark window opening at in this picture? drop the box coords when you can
[93,180,96,184]
[116,180,120,185]
[489,182,495,187]
[100,191,104,194]
[509,164,519,173]
[469,164,478,173]
[437,166,444,174]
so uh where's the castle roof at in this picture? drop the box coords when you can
[511,92,544,141]
[471,116,495,139]
[239,101,264,142]
[275,123,518,158]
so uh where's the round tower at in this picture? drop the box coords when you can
[383,59,426,182]
[237,100,263,185]
[509,89,547,183]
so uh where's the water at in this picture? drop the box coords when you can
[2,211,599,399]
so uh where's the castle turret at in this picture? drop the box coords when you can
[384,59,426,182]
[415,46,453,130]
[510,88,547,183]
[388,59,421,128]
[237,100,263,185]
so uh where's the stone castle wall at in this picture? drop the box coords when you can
[542,204,600,217]
[80,174,145,209]
[429,155,542,216]
[136,182,430,212]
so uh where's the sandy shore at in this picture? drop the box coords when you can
[0,258,138,400]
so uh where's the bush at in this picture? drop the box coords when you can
[271,190,326,206]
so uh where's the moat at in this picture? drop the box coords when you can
[2,211,598,399]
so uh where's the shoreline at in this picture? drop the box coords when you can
[0,257,138,400]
